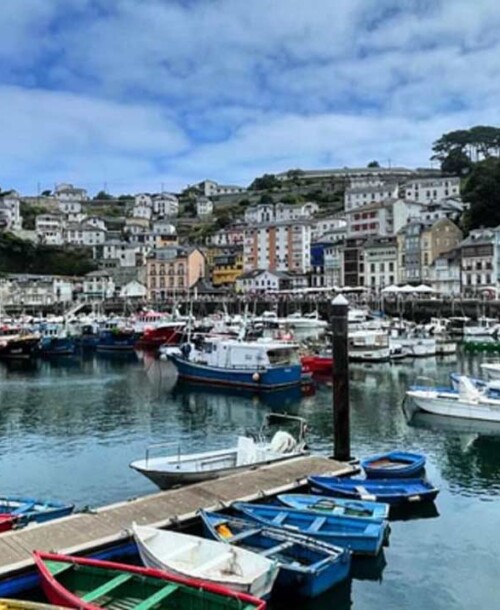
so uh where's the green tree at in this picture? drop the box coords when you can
[462,157,500,229]
[259,193,274,204]
[41,190,52,196]
[93,190,113,200]
[367,160,380,168]
[441,148,473,176]
[250,174,280,191]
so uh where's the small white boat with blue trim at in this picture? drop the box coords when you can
[132,523,279,599]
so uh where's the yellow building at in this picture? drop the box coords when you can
[211,248,244,287]
[146,246,205,300]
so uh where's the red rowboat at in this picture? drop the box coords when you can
[0,513,16,532]
[34,551,266,610]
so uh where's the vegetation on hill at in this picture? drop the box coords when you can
[432,126,500,230]
[0,232,96,276]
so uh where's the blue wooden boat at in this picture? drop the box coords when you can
[232,502,387,556]
[96,329,137,353]
[169,338,302,391]
[308,475,439,505]
[361,450,426,478]
[277,493,389,522]
[200,510,351,598]
[0,496,74,525]
[39,337,76,357]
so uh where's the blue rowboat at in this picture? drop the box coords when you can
[308,475,439,505]
[361,450,426,478]
[277,493,389,522]
[232,502,387,556]
[200,510,351,598]
[0,496,74,525]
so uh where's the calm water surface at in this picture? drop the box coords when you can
[0,350,499,608]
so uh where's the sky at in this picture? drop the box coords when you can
[2,0,500,195]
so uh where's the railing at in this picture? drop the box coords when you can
[145,442,181,467]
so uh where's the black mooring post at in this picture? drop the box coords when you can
[332,294,350,461]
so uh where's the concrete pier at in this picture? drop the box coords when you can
[0,455,356,577]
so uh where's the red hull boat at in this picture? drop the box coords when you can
[301,355,333,375]
[135,323,185,351]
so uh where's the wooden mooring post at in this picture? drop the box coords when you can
[331,294,351,461]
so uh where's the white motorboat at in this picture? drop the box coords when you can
[132,523,279,598]
[480,362,500,380]
[349,329,390,362]
[285,311,328,330]
[406,376,500,422]
[463,317,499,338]
[130,413,308,489]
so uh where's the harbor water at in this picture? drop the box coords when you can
[0,351,499,608]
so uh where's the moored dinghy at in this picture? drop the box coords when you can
[309,475,439,506]
[132,523,279,599]
[34,551,266,610]
[0,599,68,610]
[0,496,74,528]
[277,493,389,522]
[233,502,387,556]
[200,510,351,599]
[361,451,426,478]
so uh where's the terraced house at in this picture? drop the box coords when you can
[146,246,205,300]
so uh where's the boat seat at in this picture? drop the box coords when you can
[133,584,179,610]
[260,541,292,557]
[355,486,377,501]
[308,516,326,532]
[82,573,132,602]
[196,552,234,572]
[227,527,261,542]
[271,512,288,526]
[161,541,200,559]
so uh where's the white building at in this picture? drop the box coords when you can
[244,202,319,224]
[86,216,107,231]
[404,176,460,204]
[196,180,246,197]
[58,199,84,222]
[311,216,347,240]
[83,270,115,299]
[418,198,467,223]
[344,182,399,211]
[345,201,394,239]
[132,202,153,220]
[1,274,75,306]
[119,280,147,299]
[65,222,107,246]
[98,240,137,268]
[209,226,245,247]
[243,221,311,273]
[324,241,344,287]
[196,197,214,217]
[430,249,461,295]
[153,193,179,217]
[35,213,66,245]
[235,269,300,293]
[0,191,23,230]
[54,183,88,202]
[459,229,495,295]
[363,236,398,290]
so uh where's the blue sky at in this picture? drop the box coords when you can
[1,0,500,195]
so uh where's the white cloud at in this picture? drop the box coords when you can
[0,0,499,192]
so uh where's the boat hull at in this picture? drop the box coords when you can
[233,502,386,556]
[200,511,351,598]
[278,494,390,522]
[408,391,500,423]
[301,356,332,375]
[96,331,138,353]
[0,338,39,360]
[40,337,76,357]
[308,475,439,506]
[361,451,426,478]
[170,355,302,391]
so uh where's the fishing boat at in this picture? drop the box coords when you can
[277,494,389,522]
[407,375,500,422]
[132,523,278,599]
[130,414,308,489]
[200,510,351,598]
[308,475,439,505]
[349,330,390,362]
[39,336,76,356]
[169,337,302,391]
[96,328,138,353]
[135,323,185,351]
[232,502,387,556]
[300,354,332,375]
[0,330,40,360]
[0,496,74,527]
[0,600,67,610]
[34,552,266,610]
[361,451,426,478]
